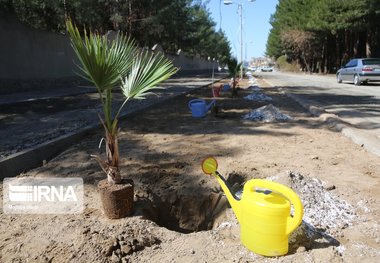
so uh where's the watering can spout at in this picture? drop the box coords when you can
[214,172,242,222]
[206,99,216,112]
[201,157,242,222]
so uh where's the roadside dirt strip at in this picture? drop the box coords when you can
[2,78,379,262]
[0,75,225,178]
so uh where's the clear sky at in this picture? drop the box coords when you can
[207,0,278,60]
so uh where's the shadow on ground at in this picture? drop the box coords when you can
[274,85,380,130]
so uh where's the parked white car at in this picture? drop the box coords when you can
[337,58,380,85]
[261,66,273,72]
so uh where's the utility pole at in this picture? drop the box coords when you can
[239,2,243,80]
[224,0,255,80]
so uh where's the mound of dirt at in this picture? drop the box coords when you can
[270,171,355,234]
[244,92,273,102]
[242,104,291,122]
[268,171,356,254]
[247,85,262,91]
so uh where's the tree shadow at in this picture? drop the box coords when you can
[275,85,380,125]
[120,84,333,138]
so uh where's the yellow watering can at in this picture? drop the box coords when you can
[202,157,303,257]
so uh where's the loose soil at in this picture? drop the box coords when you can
[1,79,380,262]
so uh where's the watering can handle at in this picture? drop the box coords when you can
[246,179,303,235]
[188,99,201,110]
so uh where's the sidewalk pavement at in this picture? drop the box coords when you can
[0,86,96,105]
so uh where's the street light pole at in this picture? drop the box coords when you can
[239,2,243,80]
[224,0,255,80]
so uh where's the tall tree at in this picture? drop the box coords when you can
[3,0,232,62]
[266,0,380,73]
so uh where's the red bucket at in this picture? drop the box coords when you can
[212,85,222,97]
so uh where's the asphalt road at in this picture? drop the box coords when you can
[258,71,380,156]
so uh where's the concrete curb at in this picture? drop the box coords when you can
[0,78,224,179]
[262,78,380,157]
[0,128,92,179]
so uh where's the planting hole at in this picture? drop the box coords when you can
[135,190,228,233]
[133,172,247,234]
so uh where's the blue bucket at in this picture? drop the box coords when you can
[223,84,231,91]
[188,99,215,118]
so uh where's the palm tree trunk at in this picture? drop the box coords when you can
[92,129,121,185]
[231,77,238,97]
[105,130,121,184]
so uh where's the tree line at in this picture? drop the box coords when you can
[266,0,380,73]
[1,0,232,63]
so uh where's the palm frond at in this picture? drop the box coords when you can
[120,51,178,100]
[66,20,178,183]
[66,20,138,92]
[227,57,242,78]
[67,20,177,135]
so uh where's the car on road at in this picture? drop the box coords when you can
[336,58,380,85]
[261,66,273,72]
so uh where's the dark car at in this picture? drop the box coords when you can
[337,58,380,85]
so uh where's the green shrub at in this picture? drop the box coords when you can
[276,55,300,72]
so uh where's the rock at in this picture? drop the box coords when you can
[296,246,306,253]
[104,237,119,257]
[104,245,114,257]
[111,252,121,263]
[140,236,159,247]
[325,184,336,191]
[152,245,160,250]
[121,245,133,255]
